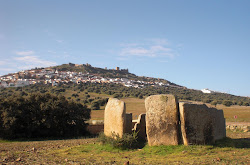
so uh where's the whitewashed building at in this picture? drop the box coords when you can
[201,88,214,94]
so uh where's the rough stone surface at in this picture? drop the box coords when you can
[145,94,180,146]
[179,102,226,145]
[104,98,126,137]
[210,108,226,140]
[133,113,146,140]
[125,113,133,134]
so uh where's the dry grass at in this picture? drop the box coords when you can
[121,98,146,120]
[216,105,250,122]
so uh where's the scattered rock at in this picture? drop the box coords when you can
[216,157,221,161]
[124,161,129,165]
[32,147,37,152]
[16,157,21,162]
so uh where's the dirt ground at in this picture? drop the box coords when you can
[0,138,96,164]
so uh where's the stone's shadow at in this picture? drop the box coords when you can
[214,137,250,149]
[135,138,147,149]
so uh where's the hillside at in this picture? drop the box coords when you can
[0,63,249,106]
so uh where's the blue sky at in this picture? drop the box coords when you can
[0,0,250,96]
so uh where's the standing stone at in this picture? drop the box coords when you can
[145,94,180,146]
[210,108,226,140]
[133,113,146,140]
[104,98,126,137]
[125,113,133,134]
[179,102,213,145]
[179,102,226,145]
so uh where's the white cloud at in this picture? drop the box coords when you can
[121,47,155,57]
[150,38,169,45]
[0,61,6,65]
[14,55,57,69]
[0,51,56,75]
[15,50,34,56]
[119,39,176,59]
[55,39,64,43]
[48,50,57,54]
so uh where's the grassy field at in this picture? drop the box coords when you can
[0,130,249,164]
[91,97,250,122]
[216,105,250,122]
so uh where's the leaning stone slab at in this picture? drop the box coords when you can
[145,94,180,146]
[104,98,126,138]
[133,113,146,140]
[179,102,226,145]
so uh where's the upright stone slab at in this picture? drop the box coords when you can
[104,98,126,137]
[133,113,146,140]
[179,102,213,145]
[210,108,226,140]
[179,102,226,145]
[125,113,133,134]
[145,94,180,146]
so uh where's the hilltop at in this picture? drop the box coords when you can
[51,63,180,86]
[0,63,181,88]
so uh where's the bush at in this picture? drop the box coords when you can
[223,100,233,107]
[0,93,91,139]
[211,100,218,106]
[243,102,249,106]
[91,101,100,110]
[98,132,138,150]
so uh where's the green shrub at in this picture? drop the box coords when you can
[223,100,233,107]
[98,131,138,150]
[91,101,100,110]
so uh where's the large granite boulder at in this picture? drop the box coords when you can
[133,113,146,140]
[145,94,180,146]
[179,102,226,145]
[104,98,126,137]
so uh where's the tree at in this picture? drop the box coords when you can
[91,101,100,110]
[138,94,143,99]
[223,100,233,107]
[0,93,91,139]
[243,102,249,106]
[211,100,218,107]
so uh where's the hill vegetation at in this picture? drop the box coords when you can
[0,82,249,109]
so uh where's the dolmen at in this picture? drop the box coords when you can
[104,94,226,146]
